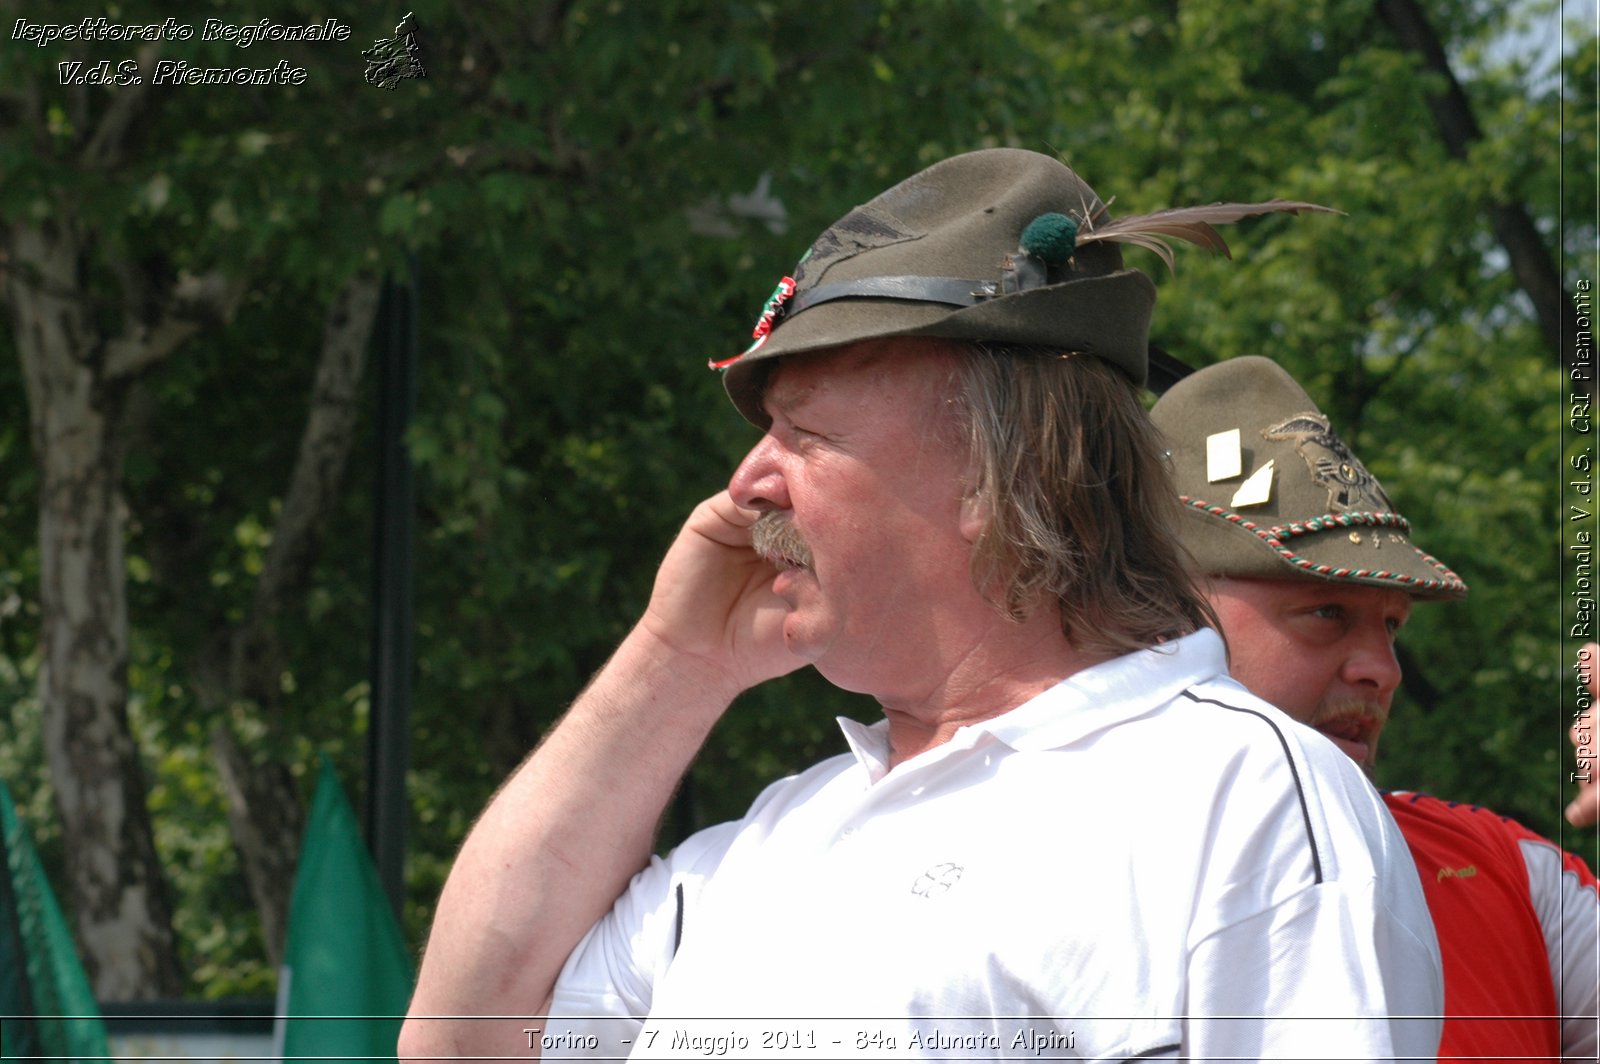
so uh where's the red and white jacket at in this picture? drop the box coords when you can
[1384,790,1598,1062]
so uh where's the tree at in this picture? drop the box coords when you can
[1,0,391,993]
[5,56,229,995]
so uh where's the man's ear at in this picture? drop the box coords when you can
[959,491,988,544]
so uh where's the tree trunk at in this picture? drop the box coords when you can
[8,219,184,1000]
[208,723,303,965]
[10,208,382,980]
[197,271,383,963]
[1374,0,1587,392]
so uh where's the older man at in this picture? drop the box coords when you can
[402,151,1440,1061]
[1153,355,1599,1061]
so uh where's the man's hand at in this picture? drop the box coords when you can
[635,491,806,696]
[402,492,810,1061]
[1568,643,1599,828]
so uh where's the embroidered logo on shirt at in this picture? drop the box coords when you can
[910,862,964,898]
[1436,864,1478,882]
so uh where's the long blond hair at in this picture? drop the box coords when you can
[955,343,1216,653]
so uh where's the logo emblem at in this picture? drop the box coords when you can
[1263,413,1393,513]
[709,206,918,371]
[910,862,964,898]
[790,205,917,291]
[363,12,427,90]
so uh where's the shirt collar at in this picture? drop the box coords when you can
[838,716,894,783]
[983,628,1228,751]
[833,629,1230,771]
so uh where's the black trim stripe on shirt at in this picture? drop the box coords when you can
[1179,690,1325,885]
[672,881,685,957]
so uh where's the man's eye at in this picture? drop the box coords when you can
[1310,605,1345,622]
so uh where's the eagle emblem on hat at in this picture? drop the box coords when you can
[1263,413,1394,514]
[790,204,917,290]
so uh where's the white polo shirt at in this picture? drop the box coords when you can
[547,630,1442,1061]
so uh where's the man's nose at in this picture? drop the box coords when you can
[727,435,789,512]
[1341,624,1403,705]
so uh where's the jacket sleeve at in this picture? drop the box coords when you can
[1517,832,1599,1062]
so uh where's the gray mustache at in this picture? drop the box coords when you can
[749,512,814,569]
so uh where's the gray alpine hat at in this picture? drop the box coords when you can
[1150,356,1467,598]
[711,149,1153,427]
[712,149,1337,428]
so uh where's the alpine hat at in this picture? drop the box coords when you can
[1150,356,1467,598]
[712,148,1152,427]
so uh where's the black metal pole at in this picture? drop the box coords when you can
[367,258,418,921]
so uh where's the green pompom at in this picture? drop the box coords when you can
[1019,212,1079,266]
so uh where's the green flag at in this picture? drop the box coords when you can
[0,780,111,1064]
[277,759,413,1063]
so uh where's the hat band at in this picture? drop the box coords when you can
[787,275,1000,317]
[1180,496,1468,593]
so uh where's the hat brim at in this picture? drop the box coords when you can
[722,269,1156,427]
[1174,496,1468,600]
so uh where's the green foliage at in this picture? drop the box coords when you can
[0,0,1588,997]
